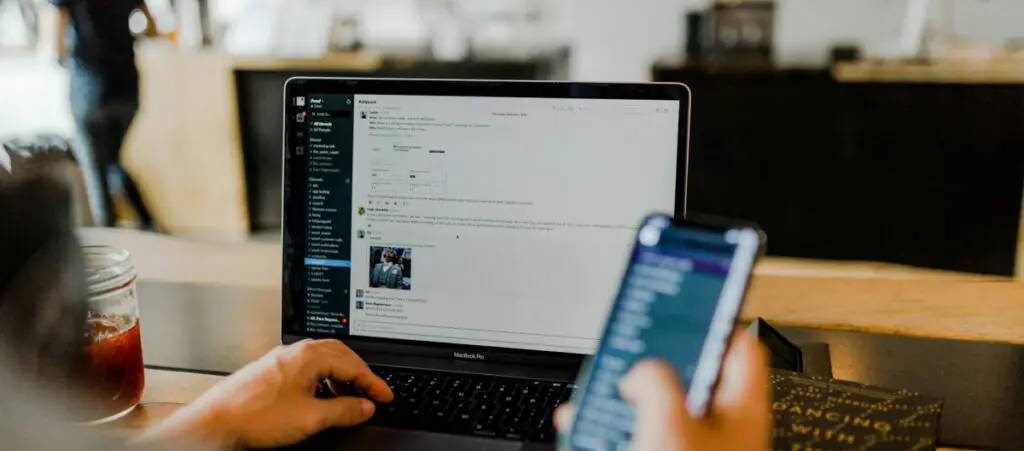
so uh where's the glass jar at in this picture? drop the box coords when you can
[79,246,145,424]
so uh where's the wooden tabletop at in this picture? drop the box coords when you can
[833,60,1024,84]
[79,228,1016,450]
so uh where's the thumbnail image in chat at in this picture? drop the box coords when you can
[369,246,412,290]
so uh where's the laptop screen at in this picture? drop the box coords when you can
[283,81,686,356]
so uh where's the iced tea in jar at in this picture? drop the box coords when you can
[79,246,145,423]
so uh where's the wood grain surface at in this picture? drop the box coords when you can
[833,60,1024,84]
[124,48,250,241]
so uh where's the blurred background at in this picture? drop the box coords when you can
[2,0,1022,277]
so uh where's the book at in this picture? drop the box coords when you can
[771,369,943,451]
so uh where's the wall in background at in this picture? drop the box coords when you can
[544,0,1024,81]
[7,0,1024,82]
[206,0,1024,80]
[2,0,1022,136]
[0,4,73,138]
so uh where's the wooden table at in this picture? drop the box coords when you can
[80,228,1020,450]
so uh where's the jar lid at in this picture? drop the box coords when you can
[82,246,135,294]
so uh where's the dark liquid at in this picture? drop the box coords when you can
[82,319,145,420]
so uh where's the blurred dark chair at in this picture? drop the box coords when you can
[2,134,94,226]
[0,158,89,388]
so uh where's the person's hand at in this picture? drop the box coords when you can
[555,332,771,451]
[139,339,393,449]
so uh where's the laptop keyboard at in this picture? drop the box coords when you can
[319,365,576,442]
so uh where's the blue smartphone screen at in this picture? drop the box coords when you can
[565,215,761,450]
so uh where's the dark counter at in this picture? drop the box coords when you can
[655,64,1024,276]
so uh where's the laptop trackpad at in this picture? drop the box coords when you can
[277,425,530,451]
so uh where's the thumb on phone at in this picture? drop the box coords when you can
[711,332,772,425]
[618,360,693,449]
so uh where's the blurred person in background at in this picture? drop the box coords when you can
[52,0,160,230]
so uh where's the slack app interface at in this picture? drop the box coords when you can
[301,93,680,354]
[301,94,355,335]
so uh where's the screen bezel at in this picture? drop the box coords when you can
[281,78,692,370]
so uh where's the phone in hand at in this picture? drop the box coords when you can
[562,213,765,450]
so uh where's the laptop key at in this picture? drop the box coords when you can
[535,415,549,428]
[500,405,521,418]
[502,393,523,405]
[542,385,560,398]
[531,430,553,442]
[501,412,523,427]
[503,427,524,440]
[473,425,498,437]
[473,381,492,392]
[450,378,469,389]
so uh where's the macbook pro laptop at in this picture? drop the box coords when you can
[280,78,690,450]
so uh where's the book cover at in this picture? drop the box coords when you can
[771,369,943,451]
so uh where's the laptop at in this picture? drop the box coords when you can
[280,78,690,450]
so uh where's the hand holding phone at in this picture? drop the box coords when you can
[556,335,770,451]
[560,214,767,451]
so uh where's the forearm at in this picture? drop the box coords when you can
[135,404,236,451]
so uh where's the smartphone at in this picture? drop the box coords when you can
[562,213,765,450]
